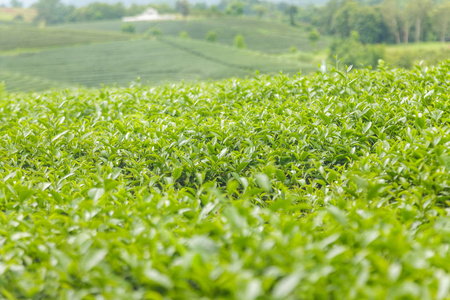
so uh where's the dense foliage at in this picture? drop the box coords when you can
[304,0,450,45]
[329,33,385,68]
[31,0,174,24]
[0,61,449,299]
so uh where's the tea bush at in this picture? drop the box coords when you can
[0,61,449,299]
[234,34,246,49]
[121,24,136,34]
[206,30,217,43]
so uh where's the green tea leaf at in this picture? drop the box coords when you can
[80,249,108,272]
[255,173,271,192]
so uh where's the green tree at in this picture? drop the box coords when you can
[252,4,267,19]
[176,0,190,20]
[408,0,433,43]
[316,0,341,35]
[401,1,417,43]
[353,6,383,44]
[329,38,385,68]
[432,2,450,43]
[308,29,320,49]
[33,0,73,25]
[285,5,298,26]
[126,4,147,17]
[206,30,217,43]
[381,0,401,44]
[332,0,358,38]
[67,3,126,22]
[234,34,246,49]
[227,1,244,16]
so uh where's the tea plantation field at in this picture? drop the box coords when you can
[0,18,324,92]
[0,38,311,92]
[56,17,331,54]
[0,26,131,52]
[0,69,68,92]
[0,61,449,299]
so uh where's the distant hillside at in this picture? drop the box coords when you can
[56,17,331,54]
[0,0,329,8]
[61,0,220,7]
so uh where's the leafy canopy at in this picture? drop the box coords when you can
[0,61,450,299]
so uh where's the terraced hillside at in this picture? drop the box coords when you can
[0,69,69,92]
[0,17,326,92]
[0,61,449,299]
[56,17,331,54]
[0,38,312,92]
[0,26,132,52]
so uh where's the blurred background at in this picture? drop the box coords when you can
[0,0,449,92]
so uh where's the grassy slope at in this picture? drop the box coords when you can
[0,62,449,298]
[0,26,132,52]
[0,17,325,92]
[161,37,315,74]
[0,38,311,92]
[56,17,331,54]
[0,69,69,92]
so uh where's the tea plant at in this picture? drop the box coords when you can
[0,61,449,299]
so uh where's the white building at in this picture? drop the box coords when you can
[122,8,176,22]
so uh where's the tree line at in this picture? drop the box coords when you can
[26,0,270,25]
[173,0,450,45]
[303,0,450,44]
[25,0,174,24]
